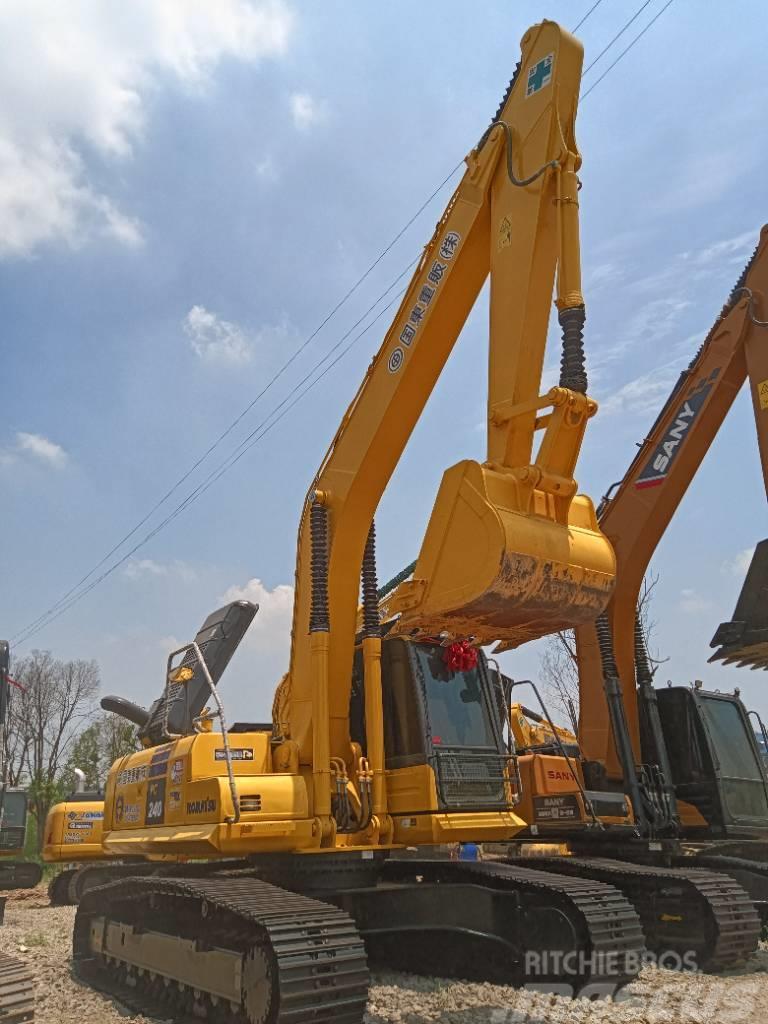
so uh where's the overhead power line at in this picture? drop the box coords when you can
[582,0,676,99]
[14,1,675,645]
[11,165,462,646]
[13,274,411,648]
[581,0,655,77]
[572,0,606,33]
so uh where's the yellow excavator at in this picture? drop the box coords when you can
[44,777,111,905]
[71,22,659,1016]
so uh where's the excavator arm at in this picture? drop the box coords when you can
[576,225,768,782]
[284,22,616,802]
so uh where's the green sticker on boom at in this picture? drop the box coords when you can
[526,54,554,97]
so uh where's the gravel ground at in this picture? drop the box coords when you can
[1,887,767,1024]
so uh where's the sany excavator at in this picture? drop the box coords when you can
[504,226,768,930]
[574,223,768,903]
[71,22,655,1018]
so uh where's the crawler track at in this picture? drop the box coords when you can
[381,858,645,993]
[0,862,42,892]
[50,859,254,906]
[0,953,34,1022]
[74,875,369,1024]
[47,869,78,906]
[522,856,760,971]
[688,853,768,922]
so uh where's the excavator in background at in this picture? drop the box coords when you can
[0,643,42,1020]
[43,605,253,905]
[44,772,108,904]
[0,642,43,890]
[70,22,660,1020]
[510,225,768,920]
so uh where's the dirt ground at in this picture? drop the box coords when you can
[1,888,767,1024]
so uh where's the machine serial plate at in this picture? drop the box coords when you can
[533,794,580,821]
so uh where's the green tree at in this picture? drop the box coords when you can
[12,651,100,849]
[61,713,139,794]
[99,712,139,774]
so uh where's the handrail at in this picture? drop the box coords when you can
[165,641,240,824]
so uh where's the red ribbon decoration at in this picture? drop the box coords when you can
[443,639,478,672]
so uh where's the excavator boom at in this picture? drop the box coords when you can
[287,21,615,778]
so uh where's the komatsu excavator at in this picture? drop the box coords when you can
[72,22,655,1019]
[507,226,768,933]
[44,777,111,905]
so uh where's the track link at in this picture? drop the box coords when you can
[687,853,768,922]
[382,858,645,994]
[0,953,34,1022]
[52,858,255,906]
[522,857,760,971]
[47,869,77,906]
[0,862,42,892]
[74,874,369,1024]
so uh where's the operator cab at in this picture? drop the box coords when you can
[351,638,513,815]
[652,685,768,839]
[0,790,28,853]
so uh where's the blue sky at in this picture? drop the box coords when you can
[1,0,767,726]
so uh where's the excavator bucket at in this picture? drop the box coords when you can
[387,460,615,648]
[710,539,768,669]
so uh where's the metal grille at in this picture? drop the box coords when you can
[239,795,262,812]
[0,827,25,851]
[431,750,515,810]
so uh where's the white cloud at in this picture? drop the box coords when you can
[584,261,623,292]
[0,0,294,257]
[680,588,713,614]
[722,547,755,578]
[683,230,756,269]
[221,577,294,628]
[183,305,296,366]
[219,577,294,696]
[124,558,197,582]
[254,155,278,182]
[124,558,167,579]
[599,360,685,418]
[184,305,253,365]
[289,92,325,130]
[1,431,68,468]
